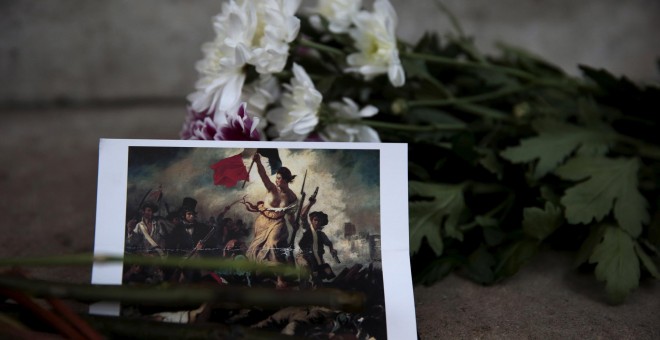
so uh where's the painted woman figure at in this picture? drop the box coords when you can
[245,152,298,272]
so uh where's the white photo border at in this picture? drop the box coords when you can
[91,138,416,338]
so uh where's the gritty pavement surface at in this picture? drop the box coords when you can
[1,107,658,338]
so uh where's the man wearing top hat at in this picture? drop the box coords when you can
[168,197,218,272]
[170,197,213,252]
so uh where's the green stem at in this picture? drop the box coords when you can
[0,276,365,312]
[82,314,288,340]
[458,221,478,232]
[454,103,513,121]
[403,51,537,81]
[298,38,344,57]
[484,194,514,218]
[420,73,454,98]
[458,192,513,232]
[345,119,466,132]
[0,254,302,277]
[408,85,529,108]
[455,39,488,64]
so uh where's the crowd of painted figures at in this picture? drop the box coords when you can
[123,195,250,284]
[124,154,344,288]
[122,154,387,338]
[123,195,341,288]
[122,194,387,338]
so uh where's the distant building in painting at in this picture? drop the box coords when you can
[369,234,381,261]
[343,221,382,262]
[344,222,356,238]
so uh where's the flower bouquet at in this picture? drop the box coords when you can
[181,0,660,303]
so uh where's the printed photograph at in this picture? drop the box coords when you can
[120,146,387,338]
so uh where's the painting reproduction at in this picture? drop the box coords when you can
[91,139,415,339]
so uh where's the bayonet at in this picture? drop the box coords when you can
[295,170,308,225]
[289,170,308,254]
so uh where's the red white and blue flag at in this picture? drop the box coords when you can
[210,149,282,187]
[210,153,249,187]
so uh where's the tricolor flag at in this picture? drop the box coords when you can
[257,148,282,175]
[210,153,249,187]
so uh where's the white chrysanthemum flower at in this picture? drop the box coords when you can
[188,1,253,115]
[248,0,302,74]
[220,0,301,74]
[217,0,255,58]
[188,0,300,114]
[346,0,405,87]
[240,74,281,131]
[267,63,322,141]
[312,0,362,33]
[187,35,248,116]
[320,98,380,142]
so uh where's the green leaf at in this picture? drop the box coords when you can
[451,132,479,164]
[579,65,641,96]
[414,31,442,54]
[589,226,640,304]
[555,156,649,237]
[414,258,455,286]
[482,227,506,247]
[465,246,496,284]
[575,224,607,268]
[579,65,660,124]
[475,215,498,227]
[495,239,539,278]
[522,202,563,240]
[409,201,444,255]
[401,57,433,80]
[500,119,614,179]
[634,243,660,279]
[649,218,660,248]
[495,41,564,77]
[407,108,465,125]
[476,216,505,246]
[469,67,518,88]
[539,185,561,206]
[408,161,431,181]
[476,147,503,180]
[409,182,466,255]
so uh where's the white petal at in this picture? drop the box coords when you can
[388,63,406,87]
[341,97,359,110]
[360,65,388,76]
[359,105,379,117]
[357,126,381,142]
[217,73,246,112]
[292,63,313,86]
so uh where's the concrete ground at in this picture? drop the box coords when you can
[1,106,658,338]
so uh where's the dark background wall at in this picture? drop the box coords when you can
[2,0,659,106]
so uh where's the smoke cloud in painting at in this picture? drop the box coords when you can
[126,146,381,269]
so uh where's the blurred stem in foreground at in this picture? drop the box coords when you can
[0,304,292,340]
[0,275,365,312]
[0,254,304,277]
